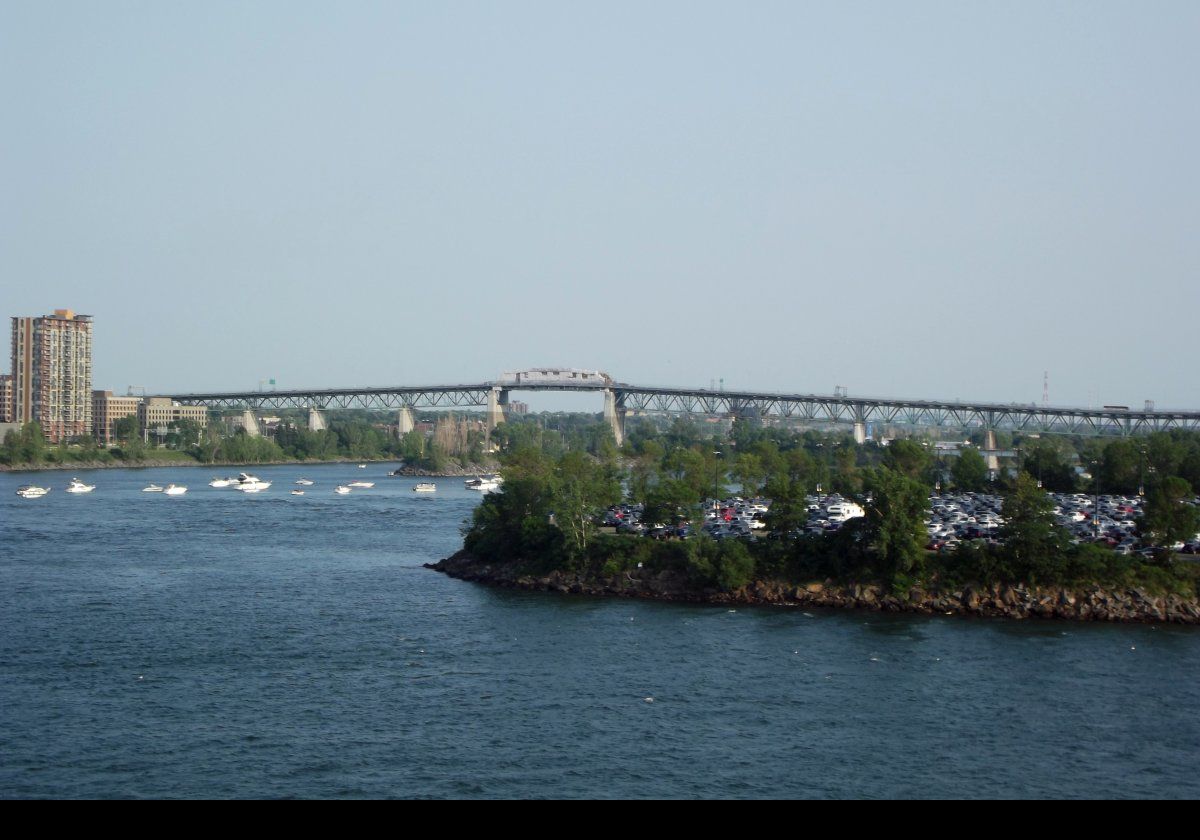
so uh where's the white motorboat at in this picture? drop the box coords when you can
[163,485,188,496]
[65,478,96,494]
[232,473,270,493]
[142,484,164,493]
[347,481,375,489]
[295,479,315,486]
[334,485,352,495]
[413,483,436,493]
[357,464,367,469]
[291,490,305,496]
[16,485,50,499]
[465,476,500,492]
[209,477,237,488]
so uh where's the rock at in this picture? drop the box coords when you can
[806,582,825,594]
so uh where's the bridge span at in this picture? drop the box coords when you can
[166,370,1200,447]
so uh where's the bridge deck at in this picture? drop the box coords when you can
[165,381,1200,437]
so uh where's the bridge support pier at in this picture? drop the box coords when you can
[984,428,1000,473]
[241,410,261,438]
[307,407,326,432]
[486,388,509,434]
[397,405,415,437]
[603,389,626,448]
[853,421,867,445]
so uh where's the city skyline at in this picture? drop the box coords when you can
[2,3,1197,410]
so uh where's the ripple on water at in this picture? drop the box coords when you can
[1,465,1199,798]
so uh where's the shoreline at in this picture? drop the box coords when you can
[428,550,1200,625]
[0,459,498,476]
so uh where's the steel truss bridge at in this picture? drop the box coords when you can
[166,379,1200,441]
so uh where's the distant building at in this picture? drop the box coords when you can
[11,310,94,443]
[0,373,12,423]
[92,390,142,444]
[138,397,209,436]
[508,400,529,416]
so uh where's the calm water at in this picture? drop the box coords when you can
[1,464,1197,799]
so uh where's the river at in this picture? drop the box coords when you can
[1,464,1197,798]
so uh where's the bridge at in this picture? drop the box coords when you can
[166,368,1200,452]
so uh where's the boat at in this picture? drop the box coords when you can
[347,481,374,489]
[291,490,305,496]
[142,484,164,493]
[465,476,500,492]
[295,479,315,486]
[209,477,237,488]
[15,485,50,499]
[357,464,367,469]
[233,473,270,493]
[163,485,188,496]
[65,478,96,494]
[334,485,352,495]
[413,483,436,493]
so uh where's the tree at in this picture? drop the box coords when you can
[1140,477,1200,565]
[112,415,140,444]
[553,451,622,561]
[883,439,931,483]
[1020,438,1076,492]
[952,446,988,491]
[862,466,929,584]
[1000,473,1071,584]
[1097,439,1141,495]
[731,452,766,497]
[644,479,702,530]
[18,422,46,465]
[763,472,810,536]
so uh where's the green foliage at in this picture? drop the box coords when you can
[999,473,1072,584]
[1140,476,1200,564]
[685,537,756,591]
[112,415,140,443]
[554,450,622,562]
[863,466,930,585]
[643,479,702,529]
[952,446,989,491]
[883,439,932,483]
[1096,439,1141,494]
[1020,438,1077,492]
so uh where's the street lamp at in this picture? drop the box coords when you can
[713,450,722,507]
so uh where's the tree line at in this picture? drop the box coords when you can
[463,417,1200,598]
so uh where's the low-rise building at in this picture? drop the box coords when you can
[138,397,209,437]
[92,390,142,444]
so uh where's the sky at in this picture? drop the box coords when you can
[2,2,1197,411]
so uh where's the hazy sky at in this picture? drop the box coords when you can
[3,2,1197,410]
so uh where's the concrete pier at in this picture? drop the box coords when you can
[241,410,261,438]
[486,388,508,434]
[307,407,326,432]
[397,405,415,436]
[984,428,1000,472]
[853,420,867,445]
[603,388,626,447]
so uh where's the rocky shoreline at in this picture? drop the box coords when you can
[428,550,1200,625]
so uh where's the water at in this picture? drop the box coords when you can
[1,464,1197,799]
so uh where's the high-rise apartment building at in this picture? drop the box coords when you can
[11,310,94,443]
